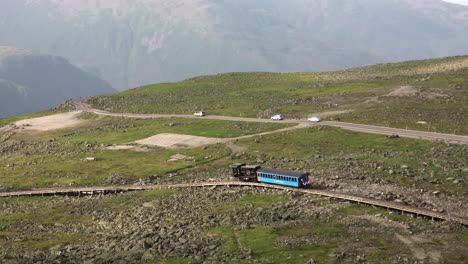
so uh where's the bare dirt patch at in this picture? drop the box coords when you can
[106,144,152,152]
[357,215,409,231]
[385,86,448,99]
[225,141,247,154]
[386,86,419,97]
[124,124,312,150]
[8,111,85,131]
[311,109,353,118]
[167,154,195,162]
[396,234,442,263]
[134,133,224,149]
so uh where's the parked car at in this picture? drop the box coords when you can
[271,114,283,120]
[194,111,206,117]
[307,117,322,122]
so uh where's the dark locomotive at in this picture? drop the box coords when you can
[230,163,310,188]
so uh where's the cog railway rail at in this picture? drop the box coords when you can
[1,181,467,226]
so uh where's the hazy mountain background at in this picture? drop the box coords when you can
[0,46,115,118]
[0,0,467,91]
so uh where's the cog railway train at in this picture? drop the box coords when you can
[230,163,310,188]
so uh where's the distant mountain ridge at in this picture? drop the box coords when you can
[0,0,467,90]
[0,46,115,118]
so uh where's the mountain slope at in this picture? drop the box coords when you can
[88,55,468,134]
[0,46,115,118]
[0,0,467,90]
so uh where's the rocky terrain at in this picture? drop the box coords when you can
[0,55,466,263]
[0,187,466,264]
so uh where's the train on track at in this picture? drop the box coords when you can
[230,163,310,188]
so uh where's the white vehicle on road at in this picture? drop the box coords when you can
[194,111,206,117]
[271,114,283,120]
[308,117,322,122]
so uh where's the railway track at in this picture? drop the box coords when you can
[1,181,467,226]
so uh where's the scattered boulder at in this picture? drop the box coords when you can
[82,157,98,161]
[167,154,194,162]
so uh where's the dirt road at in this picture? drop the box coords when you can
[321,121,468,144]
[70,98,468,144]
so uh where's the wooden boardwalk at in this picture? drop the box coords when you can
[1,181,467,226]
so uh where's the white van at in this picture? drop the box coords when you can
[271,114,283,120]
[308,117,322,122]
[194,111,206,117]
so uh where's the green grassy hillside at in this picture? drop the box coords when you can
[0,56,467,264]
[89,56,468,134]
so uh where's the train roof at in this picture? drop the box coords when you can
[243,165,261,169]
[230,163,261,169]
[230,163,246,168]
[257,168,309,178]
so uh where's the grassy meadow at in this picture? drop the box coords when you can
[88,56,468,134]
[0,116,292,188]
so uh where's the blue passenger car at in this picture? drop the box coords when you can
[256,168,310,187]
